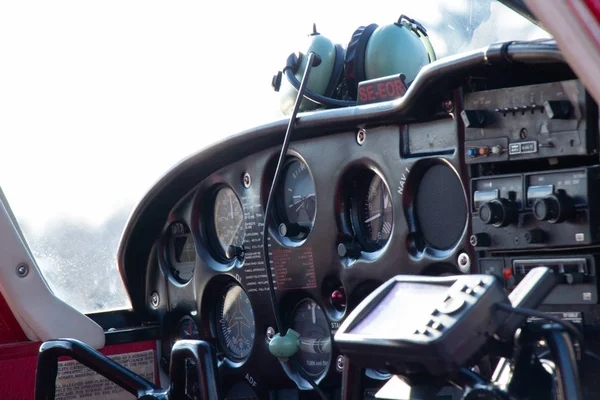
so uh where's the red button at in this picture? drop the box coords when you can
[331,288,346,310]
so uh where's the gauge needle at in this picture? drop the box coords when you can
[312,303,316,324]
[364,213,382,224]
[229,194,234,219]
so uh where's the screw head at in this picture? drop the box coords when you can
[356,129,366,145]
[519,128,528,139]
[266,326,275,340]
[336,355,345,372]
[16,264,28,278]
[150,292,160,308]
[243,172,252,188]
[457,253,471,273]
[442,99,454,113]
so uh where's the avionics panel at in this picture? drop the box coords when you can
[470,166,600,250]
[479,255,598,305]
[463,80,598,164]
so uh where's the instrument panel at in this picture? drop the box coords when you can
[147,119,469,398]
[116,45,597,398]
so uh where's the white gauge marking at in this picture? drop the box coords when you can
[382,221,392,234]
[311,303,316,324]
[364,213,382,224]
[383,193,389,209]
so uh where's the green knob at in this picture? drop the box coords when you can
[268,329,300,360]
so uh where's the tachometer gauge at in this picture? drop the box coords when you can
[217,285,255,361]
[177,316,200,340]
[289,299,332,378]
[351,171,393,252]
[167,222,196,283]
[275,158,317,240]
[211,186,245,262]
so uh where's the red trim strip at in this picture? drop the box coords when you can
[0,291,27,344]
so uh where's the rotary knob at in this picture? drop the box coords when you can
[532,191,574,224]
[479,199,517,227]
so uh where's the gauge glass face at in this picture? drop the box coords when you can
[167,222,196,282]
[276,159,317,239]
[177,316,200,340]
[217,285,255,361]
[290,299,331,378]
[354,173,393,251]
[213,187,245,260]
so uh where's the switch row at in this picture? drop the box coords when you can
[462,100,573,128]
[467,145,504,158]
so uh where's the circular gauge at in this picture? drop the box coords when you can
[289,299,332,378]
[166,222,196,283]
[275,158,317,240]
[211,187,245,262]
[351,171,393,252]
[177,316,200,340]
[217,285,255,361]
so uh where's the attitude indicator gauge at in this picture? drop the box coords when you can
[275,158,317,240]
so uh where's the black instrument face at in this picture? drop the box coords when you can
[223,382,258,399]
[212,187,245,261]
[289,299,332,378]
[217,285,255,361]
[177,316,200,340]
[352,172,393,252]
[276,158,317,240]
[167,222,196,283]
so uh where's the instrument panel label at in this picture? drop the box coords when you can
[271,247,317,290]
[54,349,155,400]
[357,74,408,105]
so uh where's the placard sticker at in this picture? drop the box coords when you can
[55,349,155,400]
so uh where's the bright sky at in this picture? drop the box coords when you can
[0,1,546,230]
[0,1,547,312]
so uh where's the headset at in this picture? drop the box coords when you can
[272,16,437,115]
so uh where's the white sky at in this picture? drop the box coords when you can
[0,1,546,231]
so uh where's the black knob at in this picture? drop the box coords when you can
[532,191,574,223]
[479,198,516,227]
[470,233,490,247]
[337,242,362,258]
[279,222,303,237]
[544,100,572,119]
[226,245,244,260]
[460,110,487,128]
[523,228,545,244]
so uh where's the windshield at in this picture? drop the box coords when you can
[0,0,548,314]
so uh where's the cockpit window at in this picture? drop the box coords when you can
[0,0,548,314]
